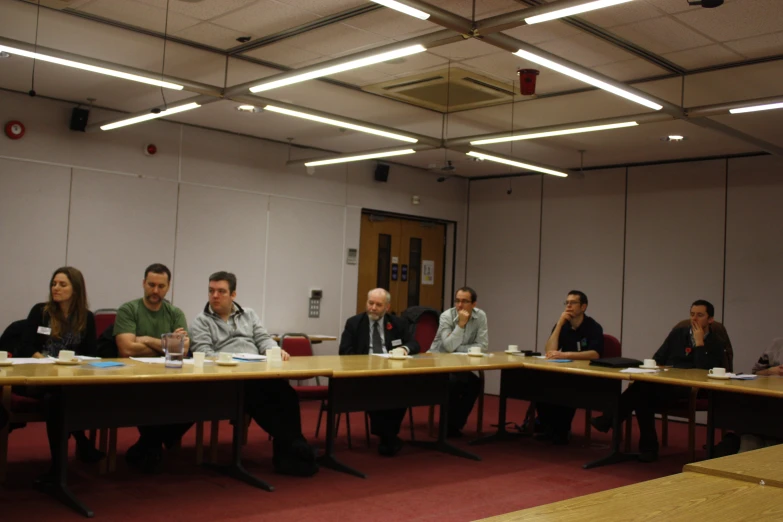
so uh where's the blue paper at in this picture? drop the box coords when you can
[89,361,125,368]
[548,359,572,363]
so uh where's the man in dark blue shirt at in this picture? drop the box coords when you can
[591,299,725,462]
[537,290,604,444]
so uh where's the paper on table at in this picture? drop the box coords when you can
[621,368,661,374]
[233,353,266,361]
[11,358,56,365]
[729,373,758,380]
[130,357,195,365]
[371,353,413,359]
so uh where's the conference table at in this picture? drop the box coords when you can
[317,352,528,478]
[470,358,635,469]
[476,471,783,521]
[0,358,334,518]
[685,440,783,487]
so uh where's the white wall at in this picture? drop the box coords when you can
[0,91,468,353]
[468,155,783,395]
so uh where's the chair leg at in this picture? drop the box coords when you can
[625,415,633,453]
[243,414,251,446]
[476,391,485,435]
[315,400,325,439]
[0,386,11,483]
[195,421,204,465]
[364,412,371,447]
[584,408,592,445]
[108,428,117,472]
[661,413,669,447]
[345,413,352,450]
[89,429,97,444]
[524,402,536,434]
[428,405,436,438]
[688,388,697,462]
[408,408,415,441]
[98,428,109,474]
[209,421,219,464]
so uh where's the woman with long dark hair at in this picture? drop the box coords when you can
[19,267,104,464]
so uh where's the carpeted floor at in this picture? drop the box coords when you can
[1,396,702,521]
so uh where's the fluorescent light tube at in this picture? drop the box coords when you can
[0,44,184,90]
[525,0,634,25]
[371,0,430,19]
[513,49,662,111]
[466,151,568,177]
[250,45,427,93]
[305,149,416,167]
[471,121,638,145]
[100,102,201,131]
[729,102,783,114]
[264,105,418,143]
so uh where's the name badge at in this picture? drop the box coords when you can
[37,326,52,335]
[392,339,402,347]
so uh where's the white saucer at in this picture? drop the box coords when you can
[468,352,484,357]
[216,360,239,366]
[639,365,659,370]
[55,359,81,366]
[0,360,12,366]
[505,350,522,355]
[707,373,730,380]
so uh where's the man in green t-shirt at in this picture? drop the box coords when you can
[113,263,191,472]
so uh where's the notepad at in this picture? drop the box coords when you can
[729,373,758,380]
[233,353,266,361]
[89,361,125,368]
[621,367,661,374]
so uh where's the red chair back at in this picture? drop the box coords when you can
[603,334,622,358]
[414,313,439,353]
[280,334,313,357]
[94,309,117,339]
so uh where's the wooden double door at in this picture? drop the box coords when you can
[357,213,446,315]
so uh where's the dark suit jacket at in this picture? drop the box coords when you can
[339,313,420,356]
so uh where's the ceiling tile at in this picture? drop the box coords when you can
[370,52,449,77]
[327,67,394,86]
[725,31,783,59]
[611,17,714,54]
[593,58,668,82]
[423,0,524,19]
[173,21,250,49]
[577,1,664,28]
[278,21,392,56]
[427,40,498,61]
[710,111,783,148]
[461,51,585,94]
[276,0,367,17]
[643,0,737,15]
[503,20,581,45]
[241,41,326,67]
[341,9,437,40]
[537,33,639,68]
[675,0,783,42]
[663,44,744,70]
[211,1,319,37]
[135,0,257,21]
[77,0,201,34]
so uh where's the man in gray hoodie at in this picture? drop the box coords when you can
[190,271,318,477]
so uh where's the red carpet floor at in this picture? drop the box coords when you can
[1,396,702,521]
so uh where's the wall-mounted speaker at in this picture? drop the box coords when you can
[374,163,390,182]
[69,108,90,132]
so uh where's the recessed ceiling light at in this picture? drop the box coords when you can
[0,51,10,59]
[236,105,257,112]
[662,135,685,142]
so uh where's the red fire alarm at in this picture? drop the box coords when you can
[5,120,25,140]
[144,143,157,156]
[517,69,540,96]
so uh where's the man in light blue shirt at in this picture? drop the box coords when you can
[430,287,488,437]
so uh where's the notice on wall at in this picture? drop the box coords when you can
[422,260,435,285]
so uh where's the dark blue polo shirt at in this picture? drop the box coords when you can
[553,315,604,355]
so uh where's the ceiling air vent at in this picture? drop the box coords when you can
[363,67,516,112]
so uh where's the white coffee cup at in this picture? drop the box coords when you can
[266,347,282,362]
[192,352,205,367]
[507,345,519,352]
[642,358,657,368]
[468,346,482,355]
[59,350,75,362]
[390,347,407,358]
[0,351,8,362]
[218,352,233,363]
[709,367,726,377]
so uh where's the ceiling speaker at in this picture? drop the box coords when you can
[374,163,390,182]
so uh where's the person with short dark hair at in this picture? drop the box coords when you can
[591,300,725,462]
[190,272,318,476]
[113,263,191,472]
[536,291,604,445]
[430,286,488,438]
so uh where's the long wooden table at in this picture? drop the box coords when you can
[476,471,783,521]
[685,444,783,488]
[470,358,635,469]
[0,358,334,517]
[317,352,528,478]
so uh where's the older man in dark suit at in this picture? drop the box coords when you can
[339,288,420,456]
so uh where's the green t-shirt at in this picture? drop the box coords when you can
[113,298,188,338]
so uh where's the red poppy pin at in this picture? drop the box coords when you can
[386,322,393,331]
[685,347,692,355]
